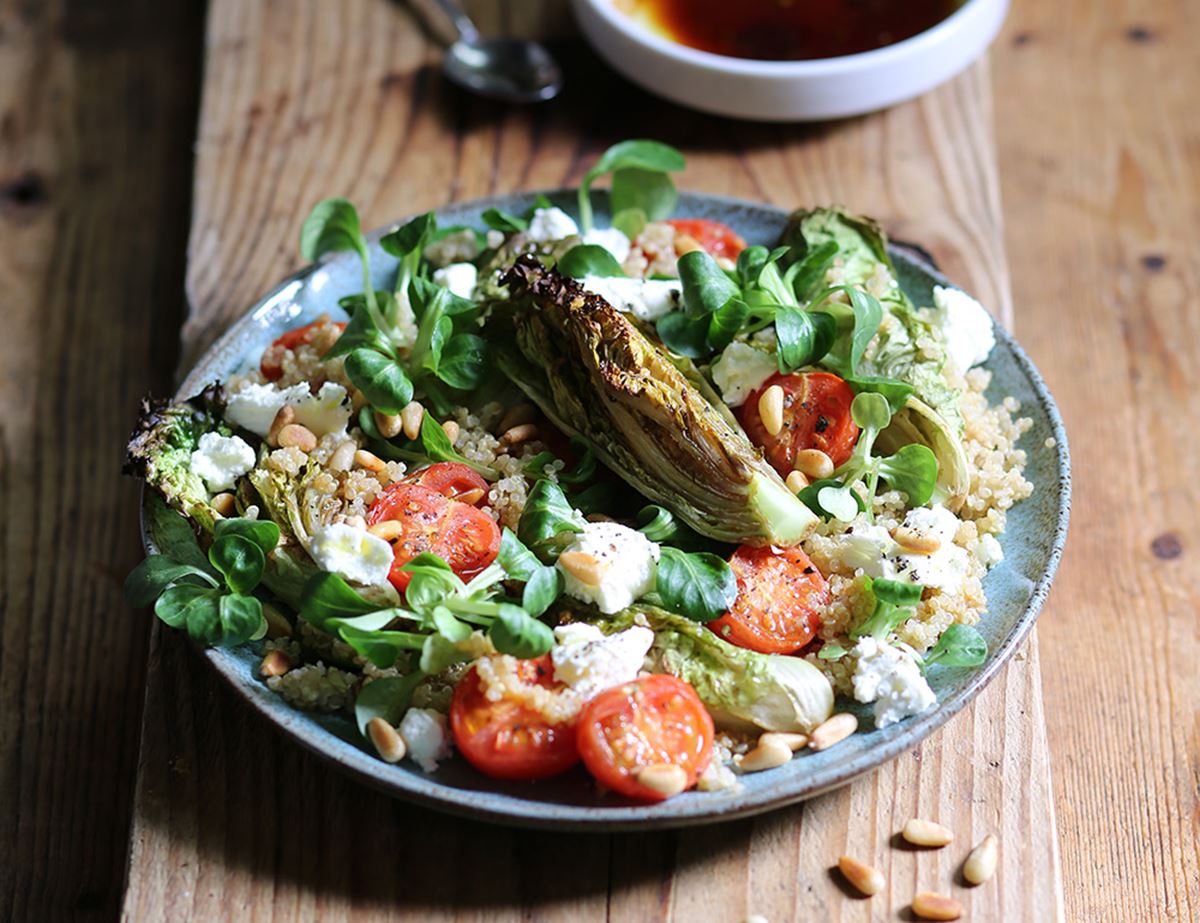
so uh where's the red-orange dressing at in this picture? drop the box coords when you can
[626,0,962,61]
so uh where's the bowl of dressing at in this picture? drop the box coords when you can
[572,0,1008,121]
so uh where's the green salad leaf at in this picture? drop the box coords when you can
[557,244,625,279]
[852,577,924,640]
[577,140,685,233]
[655,547,738,623]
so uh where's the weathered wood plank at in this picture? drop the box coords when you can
[0,0,205,920]
[123,1,1063,920]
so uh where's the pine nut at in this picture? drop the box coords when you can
[373,409,403,439]
[636,762,689,797]
[210,492,237,516]
[837,855,885,897]
[808,712,857,750]
[715,256,736,272]
[737,737,793,772]
[758,385,785,437]
[354,449,386,472]
[795,448,834,480]
[260,649,292,678]
[760,731,808,752]
[267,404,295,446]
[366,717,407,764]
[454,488,486,506]
[368,521,404,542]
[500,423,538,446]
[261,602,292,639]
[497,403,537,434]
[785,470,809,494]
[342,514,367,530]
[674,233,703,256]
[892,526,941,555]
[558,550,603,587]
[400,401,425,440]
[442,419,460,444]
[963,834,998,885]
[911,892,962,921]
[277,423,317,452]
[327,439,357,472]
[902,818,955,848]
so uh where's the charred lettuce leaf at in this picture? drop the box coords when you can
[496,256,816,546]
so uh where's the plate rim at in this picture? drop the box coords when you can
[143,190,1072,831]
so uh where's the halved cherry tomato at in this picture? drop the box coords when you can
[707,545,829,654]
[260,320,346,380]
[739,371,860,475]
[450,655,580,781]
[576,675,713,801]
[667,218,747,260]
[403,462,489,507]
[365,483,500,592]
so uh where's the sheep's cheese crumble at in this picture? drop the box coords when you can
[581,227,632,264]
[526,206,579,242]
[932,285,996,374]
[399,708,451,772]
[190,432,255,492]
[557,521,660,614]
[550,623,654,702]
[309,523,394,587]
[226,381,352,438]
[851,636,937,727]
[580,276,682,322]
[432,261,478,300]
[710,342,779,407]
[833,507,971,595]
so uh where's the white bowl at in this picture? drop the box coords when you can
[571,0,1008,121]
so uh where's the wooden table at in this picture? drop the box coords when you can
[1,1,1196,920]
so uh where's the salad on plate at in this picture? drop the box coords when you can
[126,140,1033,801]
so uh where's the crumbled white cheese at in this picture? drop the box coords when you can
[580,275,682,322]
[837,521,900,575]
[557,521,660,614]
[399,707,451,772]
[581,227,632,265]
[485,229,505,250]
[710,341,778,406]
[226,381,351,439]
[932,285,996,374]
[189,432,255,492]
[432,261,478,300]
[975,533,1004,568]
[851,636,937,727]
[526,206,579,243]
[550,623,654,702]
[309,523,395,587]
[889,505,970,594]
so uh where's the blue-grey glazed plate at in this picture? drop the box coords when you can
[144,192,1070,830]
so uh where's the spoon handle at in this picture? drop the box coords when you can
[427,0,481,45]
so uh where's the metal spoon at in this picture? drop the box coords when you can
[430,0,564,103]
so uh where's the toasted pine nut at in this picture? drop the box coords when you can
[837,855,885,897]
[759,385,785,437]
[760,731,808,752]
[497,403,537,434]
[373,410,403,439]
[327,439,357,472]
[795,448,834,480]
[368,521,404,542]
[785,470,809,494]
[454,488,486,506]
[210,492,237,516]
[636,762,688,797]
[441,419,460,445]
[902,818,955,848]
[911,892,962,921]
[399,401,424,440]
[350,389,369,414]
[366,717,407,764]
[585,513,614,523]
[737,737,793,772]
[892,526,941,555]
[267,404,296,446]
[559,550,603,587]
[277,423,317,452]
[963,834,998,884]
[354,449,386,472]
[674,233,703,256]
[342,514,367,530]
[715,256,736,272]
[260,649,292,678]
[261,602,292,640]
[808,712,857,751]
[500,423,538,447]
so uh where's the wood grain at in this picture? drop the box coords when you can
[120,2,1064,921]
[993,2,1200,920]
[0,0,204,920]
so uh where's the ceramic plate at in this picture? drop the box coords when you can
[143,191,1070,830]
